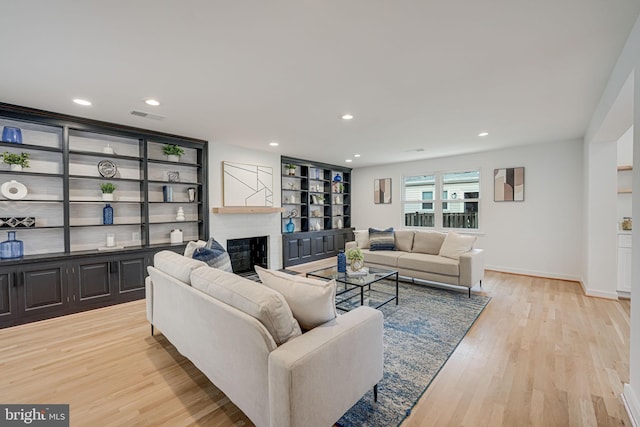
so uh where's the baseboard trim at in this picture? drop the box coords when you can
[623,384,639,427]
[484,265,581,282]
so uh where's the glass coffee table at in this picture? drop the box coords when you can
[306,266,398,311]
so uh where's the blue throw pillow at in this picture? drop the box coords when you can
[192,239,233,272]
[369,227,395,251]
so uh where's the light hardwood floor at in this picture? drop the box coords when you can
[0,263,631,426]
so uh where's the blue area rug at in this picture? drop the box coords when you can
[336,281,491,427]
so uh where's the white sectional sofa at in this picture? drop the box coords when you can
[346,229,484,296]
[145,250,384,427]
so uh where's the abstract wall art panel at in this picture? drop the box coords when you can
[494,167,524,202]
[374,178,392,204]
[223,161,273,206]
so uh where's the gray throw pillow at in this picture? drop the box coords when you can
[192,238,233,272]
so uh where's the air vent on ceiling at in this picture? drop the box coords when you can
[130,110,165,121]
[405,148,425,152]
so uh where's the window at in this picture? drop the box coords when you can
[403,170,480,229]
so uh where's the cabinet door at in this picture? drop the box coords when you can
[312,235,326,257]
[17,262,68,319]
[617,247,632,292]
[72,257,114,308]
[116,255,146,295]
[0,268,17,326]
[323,234,336,254]
[299,237,312,261]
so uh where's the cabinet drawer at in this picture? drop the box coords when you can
[618,234,632,248]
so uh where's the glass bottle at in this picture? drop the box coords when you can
[0,231,24,259]
[285,218,295,233]
[103,204,114,225]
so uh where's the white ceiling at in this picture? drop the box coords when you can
[2,1,639,168]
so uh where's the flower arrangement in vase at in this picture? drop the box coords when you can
[100,182,116,201]
[346,247,365,272]
[163,144,185,162]
[2,152,30,172]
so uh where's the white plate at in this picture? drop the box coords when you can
[1,180,28,200]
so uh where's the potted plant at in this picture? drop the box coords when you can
[346,247,365,272]
[2,152,29,172]
[285,163,297,176]
[100,182,116,201]
[163,144,185,162]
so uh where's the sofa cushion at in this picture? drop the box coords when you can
[361,249,402,267]
[397,252,460,276]
[412,231,447,255]
[394,230,415,252]
[354,230,370,249]
[184,240,207,258]
[153,250,207,285]
[191,267,302,345]
[255,266,337,330]
[369,227,395,251]
[192,237,233,272]
[439,231,477,260]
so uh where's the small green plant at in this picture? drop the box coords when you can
[346,247,364,261]
[285,163,296,170]
[2,152,30,168]
[163,144,185,157]
[100,182,116,194]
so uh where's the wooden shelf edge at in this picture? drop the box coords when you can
[212,206,286,214]
[618,165,633,171]
[618,189,632,194]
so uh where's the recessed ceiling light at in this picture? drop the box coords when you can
[145,99,160,106]
[354,154,361,158]
[478,132,489,137]
[341,114,354,120]
[346,159,353,163]
[73,98,92,106]
[269,141,279,147]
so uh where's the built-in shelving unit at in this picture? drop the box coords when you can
[0,102,208,328]
[280,156,354,266]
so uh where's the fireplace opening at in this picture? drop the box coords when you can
[226,236,268,275]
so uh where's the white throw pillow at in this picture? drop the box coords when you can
[184,240,207,258]
[255,266,337,330]
[438,232,477,260]
[191,267,302,345]
[354,230,370,249]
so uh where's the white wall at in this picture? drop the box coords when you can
[618,126,633,221]
[208,142,284,269]
[351,139,583,280]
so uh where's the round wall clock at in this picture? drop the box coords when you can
[98,160,117,178]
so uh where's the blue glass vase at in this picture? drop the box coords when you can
[0,231,24,259]
[2,126,23,144]
[103,204,114,225]
[285,218,295,233]
[337,250,346,273]
[333,173,342,182]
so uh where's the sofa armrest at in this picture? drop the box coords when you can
[459,248,485,287]
[145,276,153,324]
[268,306,384,427]
[345,240,357,251]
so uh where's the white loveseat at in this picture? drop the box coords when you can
[346,229,484,296]
[145,250,384,427]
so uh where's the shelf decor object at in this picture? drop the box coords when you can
[170,228,183,244]
[494,167,525,202]
[0,230,23,259]
[167,171,180,182]
[0,217,35,228]
[163,144,184,162]
[188,187,196,202]
[176,207,185,221]
[103,144,114,154]
[223,161,273,207]
[97,159,117,178]
[100,182,116,201]
[1,180,28,200]
[103,204,114,225]
[163,185,173,202]
[1,126,22,144]
[2,152,29,172]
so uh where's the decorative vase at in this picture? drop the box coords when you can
[350,259,364,272]
[285,218,295,233]
[288,168,296,176]
[103,204,114,225]
[333,173,342,182]
[10,164,22,172]
[0,231,24,259]
[337,218,343,229]
[170,228,183,244]
[163,185,173,202]
[106,233,116,247]
[2,127,23,144]
[167,154,180,162]
[187,187,196,202]
[337,250,346,273]
[102,193,114,201]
